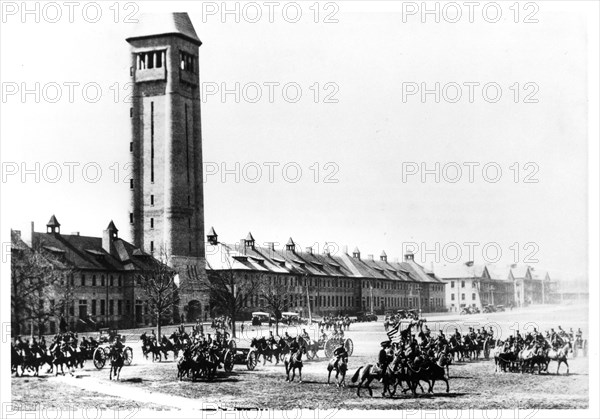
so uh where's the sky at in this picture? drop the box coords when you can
[1,1,598,282]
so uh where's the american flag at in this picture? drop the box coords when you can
[387,324,401,342]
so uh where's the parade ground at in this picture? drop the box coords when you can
[11,303,589,411]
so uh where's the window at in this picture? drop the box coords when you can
[109,300,114,315]
[110,275,114,287]
[150,241,154,252]
[100,300,106,315]
[150,218,154,229]
[118,276,122,287]
[472,293,476,300]
[461,281,465,288]
[117,300,123,315]
[472,282,477,288]
[150,195,154,205]
[101,275,105,287]
[137,51,165,70]
[92,275,96,286]
[91,299,97,316]
[81,274,85,286]
[78,300,87,319]
[461,293,465,301]
[180,51,196,73]
[130,179,134,189]
[451,294,455,301]
[130,212,133,224]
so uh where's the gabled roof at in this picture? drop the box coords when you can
[434,263,486,279]
[207,227,217,236]
[245,232,255,241]
[106,220,118,231]
[13,230,160,272]
[126,13,202,46]
[486,265,512,281]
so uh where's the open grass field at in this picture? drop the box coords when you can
[11,303,589,411]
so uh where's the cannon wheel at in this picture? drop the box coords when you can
[93,347,106,369]
[344,338,354,357]
[123,347,133,366]
[324,338,336,358]
[228,339,237,352]
[246,351,258,371]
[223,350,234,372]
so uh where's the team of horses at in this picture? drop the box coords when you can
[492,340,572,374]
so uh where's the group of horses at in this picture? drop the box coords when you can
[492,340,572,374]
[318,316,352,331]
[139,332,184,362]
[11,338,93,377]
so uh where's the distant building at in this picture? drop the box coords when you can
[205,231,446,317]
[11,215,166,336]
[436,262,551,311]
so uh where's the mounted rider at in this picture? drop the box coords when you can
[377,340,391,381]
[300,328,311,343]
[331,342,348,371]
[111,335,125,356]
[289,336,300,355]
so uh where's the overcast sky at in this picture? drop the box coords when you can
[1,1,597,281]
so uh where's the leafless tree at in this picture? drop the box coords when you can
[258,276,295,336]
[202,257,260,338]
[11,233,73,337]
[134,248,179,339]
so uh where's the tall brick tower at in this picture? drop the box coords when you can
[127,13,207,321]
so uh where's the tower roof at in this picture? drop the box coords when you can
[47,215,60,227]
[380,250,387,257]
[208,227,217,236]
[286,237,295,246]
[106,220,118,231]
[353,247,360,254]
[126,13,202,46]
[245,232,255,241]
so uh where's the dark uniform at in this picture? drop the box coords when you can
[332,344,348,370]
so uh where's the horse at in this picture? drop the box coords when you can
[140,333,162,362]
[250,337,282,365]
[109,348,124,380]
[11,345,24,377]
[545,342,571,374]
[284,346,306,383]
[327,356,348,387]
[350,363,397,397]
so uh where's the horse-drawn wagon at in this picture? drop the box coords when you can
[92,343,133,369]
[298,334,354,359]
[92,329,133,369]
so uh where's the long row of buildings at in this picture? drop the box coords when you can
[11,215,564,335]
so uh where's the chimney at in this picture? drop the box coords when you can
[343,245,348,254]
[380,250,388,262]
[305,247,313,254]
[71,232,80,236]
[102,220,119,255]
[368,254,374,261]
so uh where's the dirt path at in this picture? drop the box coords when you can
[49,375,198,410]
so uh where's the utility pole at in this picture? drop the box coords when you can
[305,274,312,324]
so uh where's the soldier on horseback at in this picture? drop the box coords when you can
[332,342,348,371]
[377,341,391,382]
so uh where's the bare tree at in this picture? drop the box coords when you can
[259,276,295,336]
[203,266,260,338]
[134,248,179,339]
[11,233,72,337]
